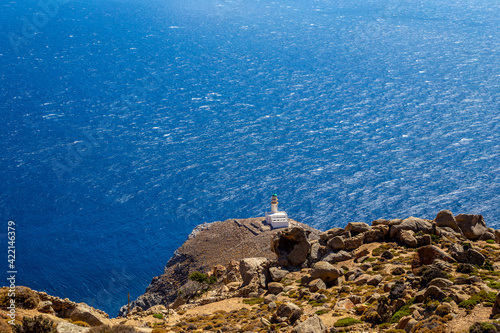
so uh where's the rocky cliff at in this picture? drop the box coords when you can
[117,217,321,316]
[4,210,500,333]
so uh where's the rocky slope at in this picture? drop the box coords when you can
[117,218,321,316]
[3,210,500,333]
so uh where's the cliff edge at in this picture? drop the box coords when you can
[118,217,321,316]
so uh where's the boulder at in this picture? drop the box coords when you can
[400,230,418,247]
[415,286,446,302]
[367,275,383,286]
[429,278,453,289]
[269,267,288,282]
[264,294,277,304]
[310,261,343,285]
[272,302,302,324]
[321,250,353,263]
[434,210,461,234]
[381,250,394,260]
[468,249,486,266]
[390,217,434,238]
[291,314,328,333]
[268,282,284,295]
[271,227,311,267]
[309,242,322,261]
[212,264,226,277]
[455,214,488,240]
[396,316,413,331]
[319,228,345,241]
[364,227,386,243]
[70,303,113,327]
[411,245,456,273]
[449,243,468,263]
[37,301,55,315]
[372,219,403,227]
[480,231,496,241]
[308,279,326,292]
[239,257,269,288]
[344,233,364,250]
[492,292,500,317]
[354,274,371,285]
[495,230,500,244]
[354,246,370,260]
[327,236,345,250]
[345,222,371,235]
[334,298,356,311]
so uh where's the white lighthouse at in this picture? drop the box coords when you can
[265,193,289,229]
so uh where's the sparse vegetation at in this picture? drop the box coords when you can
[242,297,264,305]
[334,317,362,327]
[13,316,56,333]
[459,291,497,310]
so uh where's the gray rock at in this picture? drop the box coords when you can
[70,303,113,327]
[429,278,453,289]
[309,242,322,261]
[480,231,496,241]
[264,294,278,304]
[310,261,343,285]
[327,236,345,250]
[400,229,418,248]
[354,274,371,285]
[455,214,488,240]
[364,227,386,243]
[345,222,371,235]
[449,243,467,263]
[416,286,446,302]
[390,216,434,238]
[239,257,269,287]
[271,227,311,267]
[372,219,403,226]
[37,301,55,315]
[261,317,272,326]
[367,274,383,286]
[405,318,418,333]
[468,249,485,266]
[269,267,288,282]
[319,228,345,241]
[344,233,364,250]
[434,210,461,234]
[268,282,284,295]
[291,314,328,333]
[57,322,90,333]
[412,245,456,273]
[309,278,326,292]
[321,250,353,263]
[272,302,302,324]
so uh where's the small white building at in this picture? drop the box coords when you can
[265,194,289,229]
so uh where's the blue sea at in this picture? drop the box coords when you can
[0,0,499,317]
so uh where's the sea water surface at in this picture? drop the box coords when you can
[0,0,499,316]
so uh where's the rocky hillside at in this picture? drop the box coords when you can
[3,210,500,333]
[118,218,321,316]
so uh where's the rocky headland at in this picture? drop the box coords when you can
[2,210,500,333]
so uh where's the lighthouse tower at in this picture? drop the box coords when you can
[265,194,289,229]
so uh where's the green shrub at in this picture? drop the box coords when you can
[189,271,209,283]
[334,317,362,327]
[314,309,329,315]
[390,298,415,324]
[459,291,497,310]
[488,282,500,290]
[208,275,217,284]
[242,298,264,305]
[431,234,441,243]
[468,321,500,333]
[13,316,56,333]
[486,239,495,244]
[363,257,377,263]
[481,261,494,272]
[152,313,163,319]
